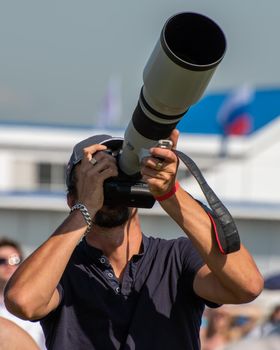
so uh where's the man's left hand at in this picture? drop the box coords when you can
[140,129,179,198]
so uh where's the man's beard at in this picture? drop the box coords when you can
[93,205,131,228]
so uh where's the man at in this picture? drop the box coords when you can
[4,129,263,349]
[0,237,46,349]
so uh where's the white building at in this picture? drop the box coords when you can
[0,120,280,277]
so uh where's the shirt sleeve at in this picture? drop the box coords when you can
[36,283,64,324]
[178,237,205,293]
[56,283,64,305]
[179,238,221,308]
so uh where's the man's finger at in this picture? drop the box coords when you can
[169,129,179,150]
[83,144,107,161]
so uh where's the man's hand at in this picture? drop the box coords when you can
[140,129,179,198]
[75,144,118,216]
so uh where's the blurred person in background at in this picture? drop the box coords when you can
[0,316,40,350]
[245,304,280,339]
[0,237,46,349]
[4,131,263,350]
[201,304,262,350]
[201,307,233,350]
[223,305,280,349]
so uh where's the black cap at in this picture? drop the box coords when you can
[66,134,123,187]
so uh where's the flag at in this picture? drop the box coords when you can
[217,85,255,136]
[96,76,122,129]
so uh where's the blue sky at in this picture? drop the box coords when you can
[0,0,279,128]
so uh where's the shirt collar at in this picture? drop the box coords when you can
[80,233,149,261]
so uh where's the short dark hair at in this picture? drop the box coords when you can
[0,237,23,259]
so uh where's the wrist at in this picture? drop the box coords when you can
[70,203,93,234]
[154,181,179,202]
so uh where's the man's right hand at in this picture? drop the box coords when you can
[76,144,119,216]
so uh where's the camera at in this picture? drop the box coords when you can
[104,12,226,208]
[103,139,173,208]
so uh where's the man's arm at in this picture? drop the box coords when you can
[4,212,90,320]
[141,129,263,305]
[160,187,263,304]
[4,144,118,320]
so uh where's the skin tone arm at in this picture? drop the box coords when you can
[0,317,40,350]
[141,129,264,305]
[4,144,119,320]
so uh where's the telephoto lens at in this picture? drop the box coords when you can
[119,12,226,176]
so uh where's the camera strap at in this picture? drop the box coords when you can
[174,150,240,254]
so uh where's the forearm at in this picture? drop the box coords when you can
[4,210,89,319]
[160,185,263,301]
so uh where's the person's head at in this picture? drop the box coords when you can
[0,237,23,289]
[66,134,133,228]
[205,307,233,337]
[269,304,280,323]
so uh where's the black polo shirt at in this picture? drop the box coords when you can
[41,235,212,350]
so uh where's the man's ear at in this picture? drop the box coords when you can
[67,193,75,208]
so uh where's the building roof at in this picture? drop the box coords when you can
[0,117,279,220]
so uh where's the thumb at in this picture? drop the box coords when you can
[169,129,179,149]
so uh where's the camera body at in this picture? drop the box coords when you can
[103,139,173,208]
[102,140,155,208]
[104,177,155,208]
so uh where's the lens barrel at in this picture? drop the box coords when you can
[119,12,226,175]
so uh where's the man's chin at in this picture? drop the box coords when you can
[93,206,130,228]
